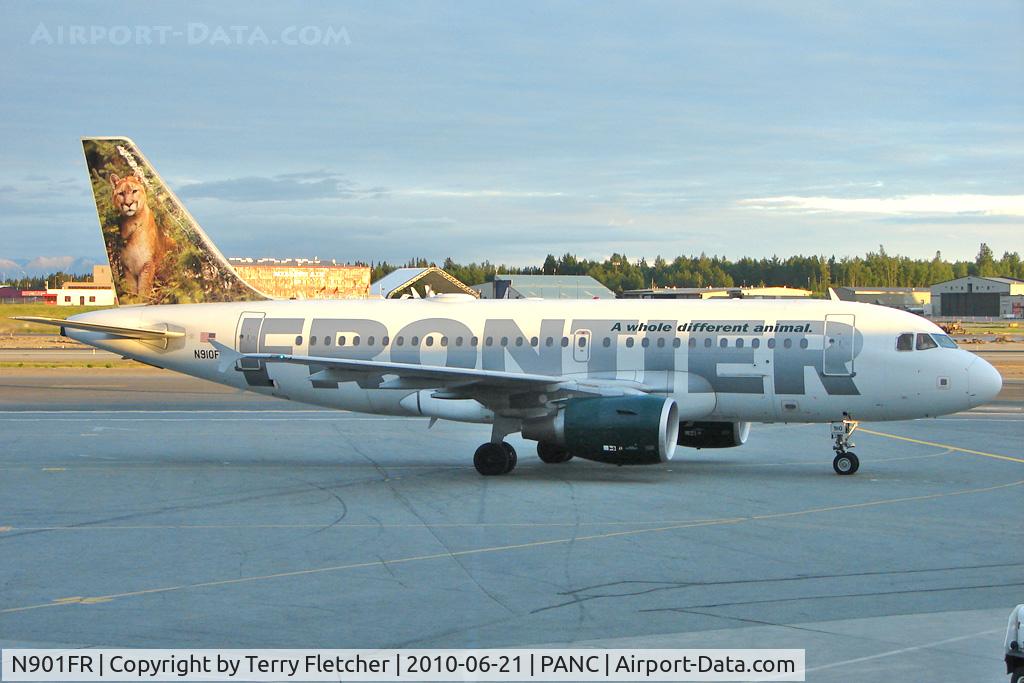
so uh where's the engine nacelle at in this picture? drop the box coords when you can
[523,395,679,465]
[677,421,751,449]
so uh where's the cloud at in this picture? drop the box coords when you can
[177,172,387,202]
[738,194,1024,217]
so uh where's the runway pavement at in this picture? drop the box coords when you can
[0,369,1021,682]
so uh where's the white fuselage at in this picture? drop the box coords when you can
[65,297,1002,426]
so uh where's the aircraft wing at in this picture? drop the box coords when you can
[211,341,649,397]
[11,316,185,340]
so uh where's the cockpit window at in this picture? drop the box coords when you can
[896,333,913,351]
[933,334,958,349]
[916,333,938,350]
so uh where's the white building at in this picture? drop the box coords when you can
[48,265,116,306]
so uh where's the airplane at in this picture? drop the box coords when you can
[14,137,1004,476]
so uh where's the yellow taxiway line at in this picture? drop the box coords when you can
[859,428,1024,464]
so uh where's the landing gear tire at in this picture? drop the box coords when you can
[501,442,518,474]
[537,441,572,464]
[474,442,514,476]
[833,452,860,475]
[830,417,860,476]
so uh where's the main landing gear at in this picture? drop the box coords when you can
[473,442,517,476]
[831,417,860,475]
[473,418,519,476]
[537,441,572,464]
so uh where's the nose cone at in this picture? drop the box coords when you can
[967,357,1003,407]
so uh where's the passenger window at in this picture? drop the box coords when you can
[626,337,634,348]
[411,336,420,346]
[736,338,744,348]
[353,335,360,346]
[324,336,332,346]
[310,336,317,346]
[295,335,303,346]
[720,338,728,348]
[658,338,666,348]
[673,338,681,348]
[642,338,650,348]
[500,336,509,347]
[338,335,346,346]
[751,338,760,349]
[561,337,569,347]
[396,336,404,346]
[425,336,433,347]
[515,337,523,347]
[688,338,696,348]
[455,336,463,346]
[933,334,958,349]
[440,336,448,347]
[799,338,808,349]
[916,333,938,350]
[602,337,611,347]
[578,337,586,348]
[367,336,375,346]
[382,336,390,346]
[486,337,494,346]
[767,338,776,349]
[896,333,913,351]
[783,338,792,349]
[530,337,538,347]
[471,336,479,347]
[704,338,712,348]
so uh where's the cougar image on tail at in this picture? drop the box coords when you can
[109,172,173,299]
[83,137,266,304]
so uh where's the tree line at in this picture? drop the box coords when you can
[367,243,1023,295]
[3,272,86,290]
[9,243,1021,297]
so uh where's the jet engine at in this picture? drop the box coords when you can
[523,395,679,465]
[677,421,751,449]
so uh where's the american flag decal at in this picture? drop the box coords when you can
[200,332,216,343]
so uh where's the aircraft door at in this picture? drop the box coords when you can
[572,329,591,363]
[235,312,265,371]
[823,314,856,376]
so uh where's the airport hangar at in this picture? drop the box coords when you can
[930,275,1024,318]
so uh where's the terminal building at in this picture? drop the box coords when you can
[931,276,1024,318]
[228,258,370,300]
[834,286,931,315]
[472,275,615,299]
[621,285,811,300]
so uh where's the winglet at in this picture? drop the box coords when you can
[209,339,243,373]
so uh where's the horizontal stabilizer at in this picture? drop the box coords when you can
[11,316,184,340]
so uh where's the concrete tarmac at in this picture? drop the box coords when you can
[0,369,1022,683]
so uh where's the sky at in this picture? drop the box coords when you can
[0,1,1022,267]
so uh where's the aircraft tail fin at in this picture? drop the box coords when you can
[81,137,269,305]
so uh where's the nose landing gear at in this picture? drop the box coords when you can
[831,417,860,475]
